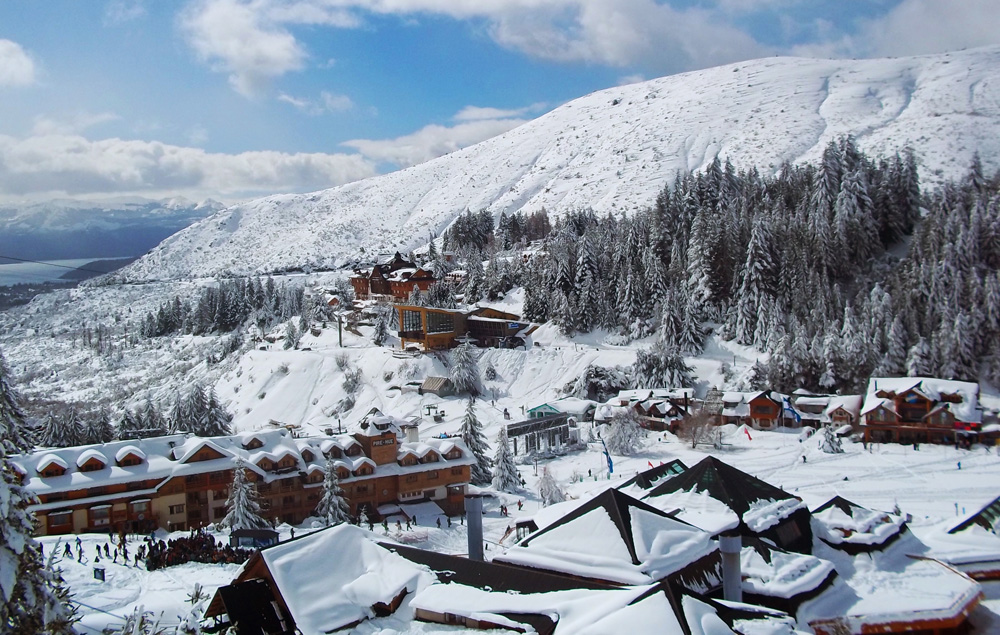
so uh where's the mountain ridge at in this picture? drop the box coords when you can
[117,47,1000,282]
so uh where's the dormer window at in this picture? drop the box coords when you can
[419,451,439,464]
[346,445,362,457]
[38,456,68,478]
[244,437,264,450]
[326,447,343,459]
[354,464,374,477]
[444,449,462,460]
[257,458,276,471]
[301,449,315,462]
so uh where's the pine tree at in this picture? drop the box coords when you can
[0,349,31,454]
[87,408,115,445]
[315,460,351,526]
[1,433,76,632]
[449,343,480,396]
[197,388,233,437]
[537,467,566,506]
[632,339,694,388]
[604,408,644,455]
[372,303,390,346]
[221,457,268,531]
[906,337,932,377]
[819,426,844,454]
[459,399,492,485]
[41,412,69,448]
[491,427,521,492]
[734,217,774,345]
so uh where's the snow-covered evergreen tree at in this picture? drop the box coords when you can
[41,412,71,448]
[86,407,115,445]
[1,427,76,632]
[221,457,268,531]
[283,322,299,350]
[906,337,932,377]
[632,339,694,388]
[537,467,566,506]
[459,399,492,485]
[819,426,844,454]
[0,349,32,454]
[315,460,351,526]
[199,388,233,437]
[604,408,644,456]
[372,303,390,347]
[491,427,520,492]
[449,343,480,396]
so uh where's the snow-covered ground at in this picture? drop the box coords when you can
[45,423,1000,632]
[116,47,1000,282]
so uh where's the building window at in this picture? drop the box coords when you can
[90,507,111,527]
[49,511,73,528]
[355,484,369,494]
[80,461,104,472]
[405,475,418,483]
[130,500,150,515]
[451,468,463,475]
[169,504,185,515]
[427,471,439,480]
[282,496,296,507]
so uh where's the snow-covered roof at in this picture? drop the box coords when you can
[37,453,68,472]
[260,525,436,633]
[114,445,146,463]
[75,449,108,468]
[495,488,717,585]
[741,539,835,600]
[863,377,981,423]
[811,497,905,549]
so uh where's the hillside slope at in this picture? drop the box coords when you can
[119,47,1000,282]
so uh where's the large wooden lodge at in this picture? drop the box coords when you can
[11,418,473,537]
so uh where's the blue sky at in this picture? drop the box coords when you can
[0,0,997,203]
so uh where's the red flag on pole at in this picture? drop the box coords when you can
[744,427,753,441]
[648,461,654,468]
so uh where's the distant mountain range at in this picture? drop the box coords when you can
[0,197,224,262]
[116,47,1000,283]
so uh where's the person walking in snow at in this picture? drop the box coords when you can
[63,543,72,558]
[436,517,441,528]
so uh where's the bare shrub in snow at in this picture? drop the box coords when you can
[334,353,350,370]
[342,368,363,395]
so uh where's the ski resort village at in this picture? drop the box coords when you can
[3,26,1000,635]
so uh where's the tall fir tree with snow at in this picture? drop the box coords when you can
[0,348,32,454]
[459,399,492,485]
[734,217,774,346]
[86,407,115,445]
[41,412,71,448]
[449,343,480,396]
[221,457,269,531]
[199,388,233,437]
[491,427,521,493]
[537,467,566,506]
[315,460,351,526]
[372,303,390,346]
[283,322,299,350]
[604,408,644,456]
[906,337,932,377]
[0,401,76,632]
[632,339,694,389]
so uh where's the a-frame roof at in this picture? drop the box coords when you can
[495,488,717,585]
[643,456,797,518]
[949,494,1000,534]
[618,459,688,491]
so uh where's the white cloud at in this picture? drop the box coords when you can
[858,0,1000,57]
[342,117,527,167]
[0,132,377,201]
[31,112,120,136]
[104,0,147,25]
[179,0,306,96]
[278,90,354,114]
[453,103,546,122]
[178,0,771,94]
[792,0,1000,59]
[0,39,37,87]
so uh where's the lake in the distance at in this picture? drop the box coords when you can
[0,257,131,287]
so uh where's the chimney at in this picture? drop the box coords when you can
[465,493,484,561]
[405,425,419,443]
[719,533,742,603]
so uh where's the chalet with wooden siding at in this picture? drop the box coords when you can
[860,377,981,444]
[350,252,439,301]
[395,305,537,351]
[12,426,473,537]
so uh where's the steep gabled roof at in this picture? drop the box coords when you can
[949,494,1000,534]
[495,488,716,585]
[618,459,688,491]
[644,456,798,519]
[811,495,906,552]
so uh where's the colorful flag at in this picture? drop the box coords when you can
[601,438,614,474]
[744,427,753,441]
[648,461,654,469]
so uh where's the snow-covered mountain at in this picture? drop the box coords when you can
[0,197,224,261]
[118,47,1000,282]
